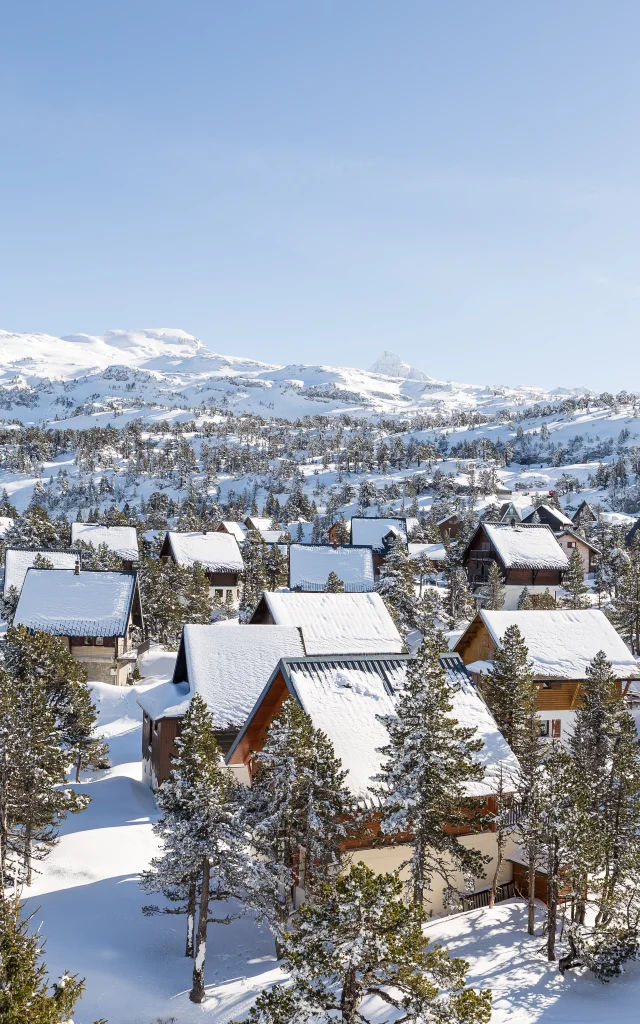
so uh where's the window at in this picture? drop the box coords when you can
[215,589,223,598]
[542,680,562,689]
[551,719,561,739]
[95,636,104,646]
[83,636,91,646]
[539,720,550,737]
[567,541,576,549]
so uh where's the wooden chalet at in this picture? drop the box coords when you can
[349,517,409,573]
[462,522,568,590]
[14,567,143,685]
[160,530,244,603]
[555,529,599,574]
[437,513,463,542]
[571,500,598,527]
[138,623,304,788]
[227,652,521,914]
[71,523,139,569]
[455,609,640,742]
[521,504,575,533]
[497,502,520,524]
[215,520,248,545]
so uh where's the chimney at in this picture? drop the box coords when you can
[74,560,80,575]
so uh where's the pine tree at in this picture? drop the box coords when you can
[0,489,17,517]
[239,529,268,622]
[479,561,505,610]
[515,688,547,935]
[443,556,475,626]
[62,682,109,783]
[518,586,532,609]
[324,571,344,593]
[376,536,417,634]
[1,585,20,625]
[609,537,640,654]
[233,864,492,1024]
[375,624,488,907]
[4,507,67,549]
[562,547,590,609]
[483,624,536,756]
[138,557,183,647]
[265,542,288,591]
[182,562,213,624]
[75,540,121,571]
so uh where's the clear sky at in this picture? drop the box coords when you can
[1,2,639,390]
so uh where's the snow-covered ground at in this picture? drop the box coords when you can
[19,647,640,1023]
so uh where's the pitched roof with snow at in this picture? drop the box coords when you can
[481,523,569,570]
[166,531,244,572]
[229,653,519,806]
[475,609,640,680]
[350,517,408,552]
[139,624,305,726]
[522,504,574,528]
[219,521,248,544]
[255,591,404,655]
[14,569,137,636]
[4,547,81,597]
[71,523,139,561]
[408,542,447,562]
[245,516,273,531]
[289,544,375,593]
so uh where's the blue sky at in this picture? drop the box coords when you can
[1,2,639,390]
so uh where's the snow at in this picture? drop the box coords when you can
[166,531,244,572]
[368,349,435,382]
[219,521,248,543]
[350,516,408,551]
[70,522,139,560]
[288,543,375,592]
[284,655,519,807]
[477,609,640,680]
[0,515,14,538]
[142,624,305,728]
[528,503,575,527]
[3,546,80,596]
[408,541,447,562]
[261,591,404,655]
[14,568,136,636]
[483,524,570,570]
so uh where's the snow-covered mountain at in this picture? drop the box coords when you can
[0,327,598,426]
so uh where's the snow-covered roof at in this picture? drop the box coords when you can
[287,521,314,544]
[408,542,447,562]
[258,529,286,544]
[14,569,137,637]
[165,531,244,572]
[531,504,574,527]
[231,654,519,806]
[476,609,640,680]
[289,544,375,593]
[350,517,407,552]
[71,523,139,561]
[4,547,80,597]
[245,516,273,531]
[256,591,404,655]
[482,524,569,570]
[219,521,248,544]
[0,516,14,540]
[139,624,304,727]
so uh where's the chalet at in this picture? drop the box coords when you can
[160,530,244,603]
[138,623,304,788]
[455,609,640,741]
[555,529,599,574]
[227,652,520,914]
[497,502,520,524]
[350,517,408,573]
[438,513,463,542]
[244,515,273,532]
[14,567,143,685]
[249,590,404,654]
[215,521,248,545]
[3,546,81,600]
[71,523,139,568]
[462,522,568,607]
[521,504,575,533]
[572,500,598,527]
[407,541,446,563]
[288,543,375,593]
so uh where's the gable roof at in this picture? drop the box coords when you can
[350,517,407,552]
[253,591,404,655]
[555,529,601,554]
[289,544,375,592]
[14,569,138,637]
[572,500,597,523]
[71,523,139,561]
[4,547,81,597]
[459,609,640,681]
[228,653,519,806]
[138,623,304,727]
[407,542,447,562]
[244,516,273,531]
[521,504,574,529]
[164,531,244,572]
[218,521,249,544]
[475,523,569,571]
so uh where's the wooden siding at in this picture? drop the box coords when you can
[143,714,180,788]
[228,670,290,768]
[208,571,240,587]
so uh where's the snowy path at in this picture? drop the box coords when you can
[21,648,640,1023]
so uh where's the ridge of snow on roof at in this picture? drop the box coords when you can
[480,609,640,680]
[289,544,375,592]
[220,521,248,543]
[483,523,569,570]
[168,531,244,572]
[71,523,139,561]
[533,504,575,526]
[14,569,136,636]
[168,624,304,727]
[284,656,519,807]
[4,547,80,596]
[408,542,446,562]
[350,517,407,552]
[261,591,404,654]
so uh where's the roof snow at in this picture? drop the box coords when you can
[528,504,574,527]
[289,544,375,593]
[4,547,80,597]
[219,521,248,544]
[350,517,407,552]
[233,654,519,806]
[166,531,244,572]
[71,523,139,561]
[482,524,569,570]
[256,591,404,655]
[408,542,447,562]
[140,624,304,727]
[14,569,137,636]
[245,517,273,531]
[477,609,640,680]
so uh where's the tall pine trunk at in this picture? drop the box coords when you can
[190,857,210,1003]
[527,849,536,935]
[186,875,197,957]
[546,837,559,962]
[75,752,82,784]
[340,965,361,1024]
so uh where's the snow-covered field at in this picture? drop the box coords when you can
[20,649,640,1024]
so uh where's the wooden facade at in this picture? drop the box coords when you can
[463,523,564,587]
